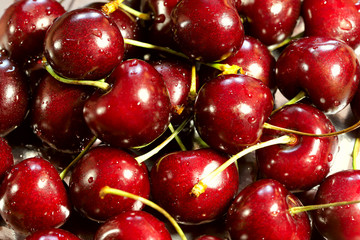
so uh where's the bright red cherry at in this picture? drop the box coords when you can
[25,228,81,240]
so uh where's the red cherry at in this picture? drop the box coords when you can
[25,228,81,240]
[0,157,71,234]
[0,137,14,180]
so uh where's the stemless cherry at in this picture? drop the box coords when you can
[0,137,14,180]
[94,211,172,240]
[0,157,71,234]
[25,229,81,240]
[0,54,28,137]
[0,0,65,64]
[44,8,124,80]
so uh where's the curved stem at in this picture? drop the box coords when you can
[289,199,360,215]
[264,120,360,137]
[124,38,188,59]
[190,135,295,197]
[168,123,187,151]
[102,0,151,20]
[42,58,110,91]
[271,91,307,115]
[59,136,98,180]
[135,117,191,164]
[353,138,360,170]
[268,31,304,52]
[100,186,187,240]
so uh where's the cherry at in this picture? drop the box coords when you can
[0,0,65,64]
[44,8,124,80]
[236,0,302,46]
[195,235,223,240]
[194,74,274,154]
[31,73,94,153]
[83,59,172,149]
[0,54,29,137]
[94,211,172,240]
[312,170,360,240]
[170,0,244,62]
[256,103,338,191]
[302,0,360,49]
[150,148,239,224]
[226,179,311,240]
[0,157,71,234]
[275,36,360,114]
[68,146,150,222]
[0,137,14,180]
[25,228,81,240]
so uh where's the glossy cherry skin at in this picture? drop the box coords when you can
[195,235,223,240]
[302,0,360,49]
[31,74,94,153]
[83,59,172,149]
[0,54,29,137]
[150,149,239,224]
[276,36,360,114]
[237,0,302,46]
[151,57,198,123]
[25,229,81,240]
[256,103,338,191]
[194,74,274,154]
[171,0,244,62]
[0,0,65,64]
[0,137,14,180]
[69,146,150,222]
[311,170,360,240]
[94,211,172,240]
[226,179,311,240]
[44,8,124,80]
[0,157,71,234]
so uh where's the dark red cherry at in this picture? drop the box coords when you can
[0,54,29,137]
[31,73,94,153]
[313,170,360,240]
[194,74,274,154]
[83,59,171,149]
[256,103,338,191]
[237,0,302,46]
[0,137,14,180]
[302,0,360,49]
[276,36,360,114]
[94,211,172,240]
[25,228,81,240]
[150,149,239,224]
[0,0,65,64]
[195,235,223,240]
[171,0,244,62]
[69,146,150,222]
[0,157,71,234]
[226,179,311,240]
[44,8,124,80]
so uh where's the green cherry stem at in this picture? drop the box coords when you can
[271,91,307,115]
[264,120,360,137]
[102,0,151,20]
[203,62,243,75]
[268,31,304,52]
[135,117,191,164]
[168,123,187,151]
[99,186,187,240]
[190,135,296,197]
[353,138,360,170]
[189,65,198,100]
[289,199,360,215]
[59,136,98,180]
[42,58,110,91]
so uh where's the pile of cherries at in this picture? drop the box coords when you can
[1,0,360,239]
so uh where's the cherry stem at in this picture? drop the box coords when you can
[135,117,191,164]
[190,135,295,197]
[264,120,360,137]
[289,199,360,215]
[203,62,244,75]
[168,123,187,151]
[271,91,307,115]
[353,138,360,170]
[268,31,304,52]
[59,136,98,180]
[102,0,151,20]
[99,186,187,240]
[42,58,110,91]
[189,65,197,100]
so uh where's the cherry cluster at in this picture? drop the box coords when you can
[0,0,360,239]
